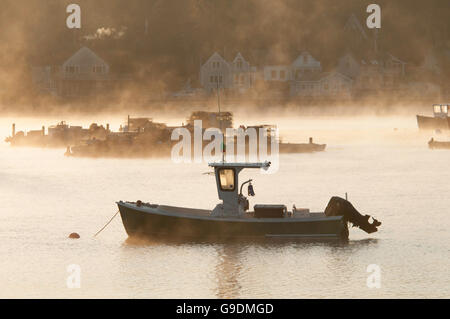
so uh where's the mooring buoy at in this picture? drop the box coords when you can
[68,232,80,239]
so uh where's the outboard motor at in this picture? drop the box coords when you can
[325,197,381,234]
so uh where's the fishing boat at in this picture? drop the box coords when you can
[231,125,326,154]
[5,121,109,148]
[279,137,326,153]
[428,138,450,150]
[117,161,381,240]
[416,104,450,131]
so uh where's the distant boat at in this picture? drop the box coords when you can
[428,138,450,150]
[233,125,326,154]
[66,116,327,158]
[117,161,381,241]
[417,104,450,130]
[279,137,326,153]
[5,121,109,148]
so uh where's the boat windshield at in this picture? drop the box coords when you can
[219,169,235,191]
[434,105,442,113]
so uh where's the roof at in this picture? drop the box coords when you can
[294,71,352,83]
[344,14,368,40]
[63,47,108,67]
[292,51,321,67]
[341,50,407,68]
[203,52,228,66]
[208,161,271,169]
[233,52,246,63]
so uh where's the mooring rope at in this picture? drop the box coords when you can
[94,210,120,237]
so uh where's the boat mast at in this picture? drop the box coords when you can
[217,81,225,163]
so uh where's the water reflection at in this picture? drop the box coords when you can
[214,244,244,298]
[121,236,380,298]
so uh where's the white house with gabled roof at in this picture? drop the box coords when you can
[263,51,322,82]
[60,47,110,97]
[200,52,256,93]
[231,53,256,93]
[291,51,322,79]
[200,52,233,92]
[62,47,109,80]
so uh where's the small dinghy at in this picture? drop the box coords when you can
[117,161,381,241]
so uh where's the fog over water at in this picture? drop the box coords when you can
[0,115,449,298]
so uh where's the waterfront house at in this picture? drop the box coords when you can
[337,53,361,79]
[263,51,322,82]
[31,65,60,96]
[200,52,256,93]
[291,51,322,79]
[338,51,407,96]
[290,72,353,98]
[59,47,110,97]
[200,52,232,92]
[231,53,257,93]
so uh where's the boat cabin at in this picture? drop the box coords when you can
[433,104,449,118]
[209,161,273,217]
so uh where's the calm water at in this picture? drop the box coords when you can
[0,115,449,298]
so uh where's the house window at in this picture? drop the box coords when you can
[271,70,276,79]
[218,168,235,191]
[219,76,222,83]
[237,60,242,69]
[239,75,244,84]
[324,84,329,90]
[280,70,285,79]
[210,76,214,83]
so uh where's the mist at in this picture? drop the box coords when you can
[0,0,449,116]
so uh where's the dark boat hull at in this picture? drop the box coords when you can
[429,140,450,149]
[279,143,326,153]
[117,202,348,240]
[416,115,450,130]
